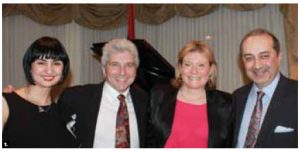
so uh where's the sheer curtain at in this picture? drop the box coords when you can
[2,4,287,93]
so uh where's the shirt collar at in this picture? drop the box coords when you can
[253,72,280,98]
[103,81,131,102]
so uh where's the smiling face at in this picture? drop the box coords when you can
[242,34,281,89]
[30,58,64,88]
[102,51,137,93]
[179,51,212,90]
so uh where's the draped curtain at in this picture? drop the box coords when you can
[279,4,298,80]
[3,4,267,28]
[2,4,296,92]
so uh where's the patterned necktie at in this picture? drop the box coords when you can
[115,94,130,148]
[244,91,265,148]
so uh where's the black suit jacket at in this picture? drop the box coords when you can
[148,84,233,148]
[57,82,150,148]
[232,74,298,148]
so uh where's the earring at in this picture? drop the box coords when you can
[209,75,213,83]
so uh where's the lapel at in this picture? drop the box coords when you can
[255,75,288,147]
[206,90,215,147]
[129,85,142,132]
[206,90,225,147]
[128,84,149,146]
[86,82,104,147]
[206,90,228,147]
[161,88,178,140]
[233,84,252,146]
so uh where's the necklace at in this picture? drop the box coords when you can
[25,87,52,113]
[38,105,52,112]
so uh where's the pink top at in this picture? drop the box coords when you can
[164,99,209,148]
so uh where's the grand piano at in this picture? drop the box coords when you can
[91,39,175,92]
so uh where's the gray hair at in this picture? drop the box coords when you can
[101,38,139,67]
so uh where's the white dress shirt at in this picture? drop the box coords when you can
[93,82,139,148]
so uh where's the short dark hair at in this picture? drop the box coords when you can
[23,36,70,85]
[239,28,280,58]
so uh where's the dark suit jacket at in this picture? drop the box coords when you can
[57,82,150,148]
[232,74,298,148]
[148,84,233,148]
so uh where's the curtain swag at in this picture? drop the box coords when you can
[3,4,267,28]
[2,4,297,79]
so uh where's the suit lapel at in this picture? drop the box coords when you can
[161,88,178,140]
[233,84,252,146]
[129,84,150,147]
[255,75,287,147]
[206,90,215,147]
[206,90,228,147]
[129,86,142,134]
[86,83,104,147]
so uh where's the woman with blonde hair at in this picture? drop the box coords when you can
[149,40,233,148]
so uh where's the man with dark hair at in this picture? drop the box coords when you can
[232,28,297,148]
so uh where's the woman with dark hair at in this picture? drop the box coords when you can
[149,40,233,148]
[2,36,79,148]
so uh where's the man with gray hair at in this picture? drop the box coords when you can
[58,38,150,148]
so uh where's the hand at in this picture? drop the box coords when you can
[3,85,14,93]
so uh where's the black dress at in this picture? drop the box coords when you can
[2,92,79,148]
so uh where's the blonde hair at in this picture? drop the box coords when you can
[172,40,217,90]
